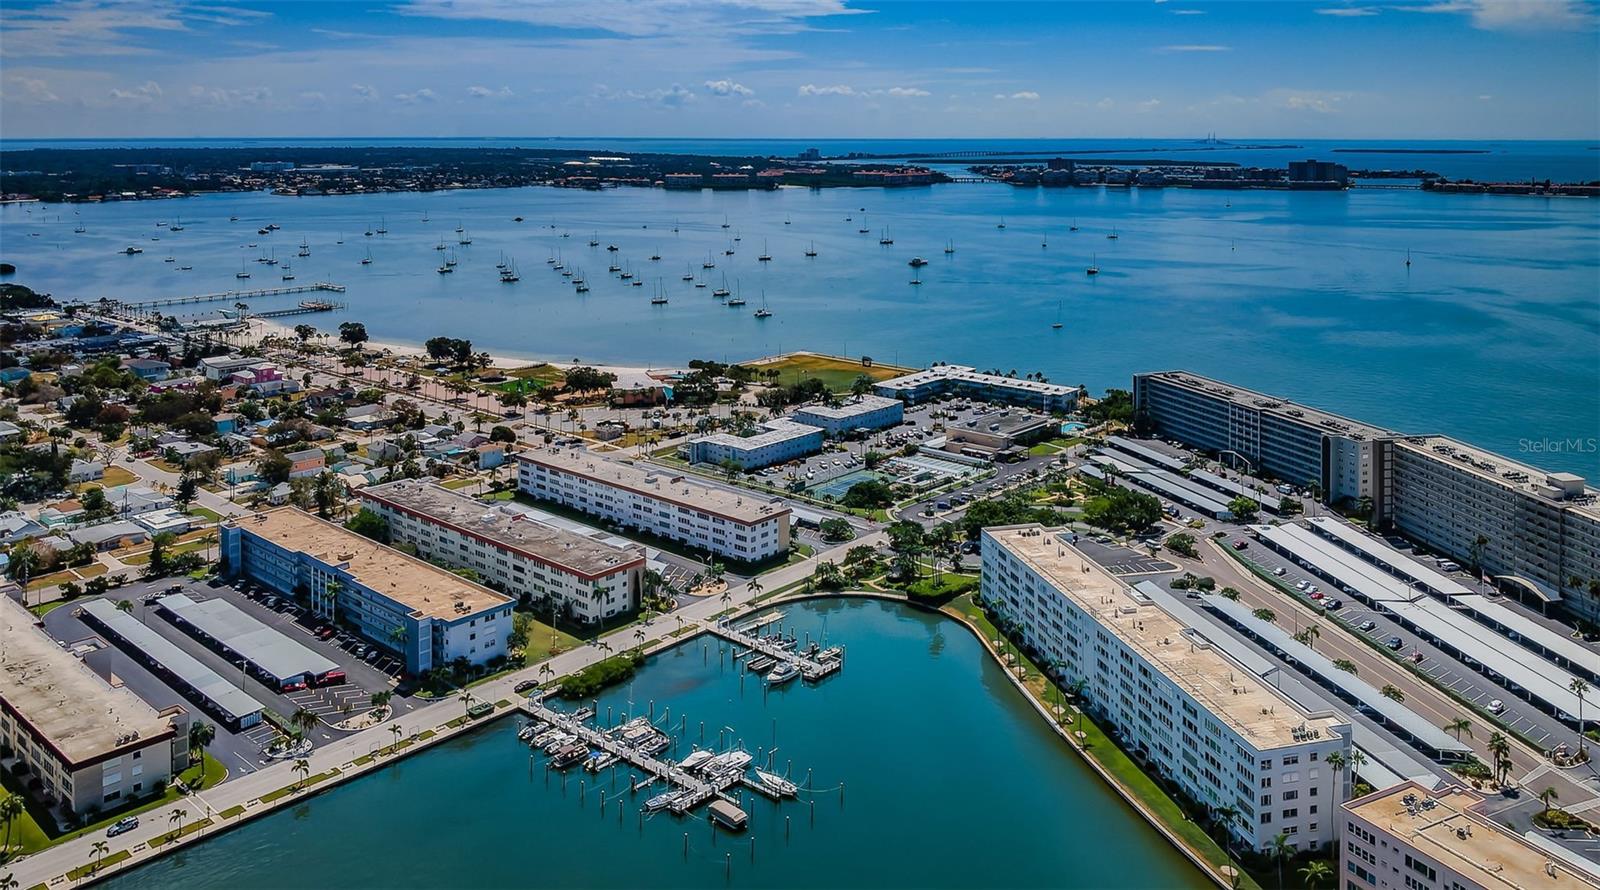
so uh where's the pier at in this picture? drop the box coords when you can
[253,299,345,318]
[707,613,844,683]
[112,282,347,310]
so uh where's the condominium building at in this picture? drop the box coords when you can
[981,524,1351,853]
[517,448,791,563]
[686,418,824,470]
[358,480,644,625]
[0,596,187,818]
[1381,436,1600,620]
[1342,781,1600,890]
[790,395,905,437]
[1131,370,1396,506]
[220,508,514,675]
[874,364,1082,414]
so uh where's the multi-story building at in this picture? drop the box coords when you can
[1342,781,1600,890]
[0,596,187,818]
[219,508,514,675]
[1381,436,1600,620]
[1132,370,1398,507]
[941,409,1054,460]
[875,364,1081,414]
[686,418,824,470]
[358,480,644,625]
[981,524,1351,854]
[517,448,791,563]
[790,395,904,437]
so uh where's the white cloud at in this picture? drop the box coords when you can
[468,84,514,98]
[299,91,328,106]
[1172,8,1207,14]
[704,79,754,97]
[1401,0,1593,30]
[394,88,437,103]
[1,0,270,58]
[1095,97,1115,109]
[798,83,856,96]
[395,0,866,40]
[108,80,162,105]
[595,83,697,106]
[187,84,272,108]
[8,77,59,103]
[1138,98,1162,111]
[351,83,379,102]
[1282,91,1348,113]
[1159,44,1232,52]
[1316,6,1382,15]
[1478,93,1494,100]
[994,90,1040,100]
[885,86,930,97]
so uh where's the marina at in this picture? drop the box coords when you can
[709,610,845,683]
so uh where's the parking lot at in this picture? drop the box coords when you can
[1072,535,1179,577]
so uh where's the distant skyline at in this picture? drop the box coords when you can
[2,0,1597,141]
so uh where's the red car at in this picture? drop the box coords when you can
[1231,539,1249,550]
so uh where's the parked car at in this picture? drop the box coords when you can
[1310,591,1325,601]
[1231,539,1248,550]
[1325,599,1343,611]
[364,649,380,663]
[1359,620,1377,632]
[1488,699,1506,715]
[1386,636,1404,650]
[1295,580,1309,591]
[1273,567,1287,577]
[514,679,538,693]
[106,816,139,837]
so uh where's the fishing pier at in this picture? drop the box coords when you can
[705,612,845,683]
[114,282,346,310]
[253,299,344,318]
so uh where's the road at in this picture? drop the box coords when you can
[2,529,879,888]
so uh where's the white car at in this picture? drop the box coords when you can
[1295,580,1309,591]
[1273,567,1287,577]
[1488,699,1505,715]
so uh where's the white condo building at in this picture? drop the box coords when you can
[791,395,905,437]
[981,524,1351,854]
[686,418,824,470]
[875,364,1081,414]
[1342,781,1600,890]
[517,448,791,563]
[358,480,645,625]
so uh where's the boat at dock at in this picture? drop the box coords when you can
[541,732,576,753]
[752,769,798,797]
[551,743,590,769]
[765,661,801,685]
[678,750,715,771]
[708,799,748,832]
[643,791,681,813]
[747,654,776,672]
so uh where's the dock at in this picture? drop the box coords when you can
[518,695,744,816]
[111,282,347,310]
[254,300,344,318]
[708,615,844,683]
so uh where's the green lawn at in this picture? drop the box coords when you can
[27,599,72,617]
[1028,436,1087,456]
[0,754,226,856]
[258,768,340,805]
[147,816,213,848]
[66,849,132,881]
[904,572,979,601]
[186,506,225,523]
[759,353,909,392]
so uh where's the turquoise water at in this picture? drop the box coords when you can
[3,178,1596,476]
[105,599,1203,889]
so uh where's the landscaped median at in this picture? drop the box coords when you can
[147,817,214,848]
[258,768,342,804]
[942,593,1261,890]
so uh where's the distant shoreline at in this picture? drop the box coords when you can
[1332,148,1490,154]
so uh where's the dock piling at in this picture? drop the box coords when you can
[785,815,790,841]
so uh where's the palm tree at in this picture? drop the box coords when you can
[1,871,19,890]
[1331,658,1357,674]
[0,794,25,855]
[458,689,476,714]
[1210,804,1241,847]
[1539,785,1560,815]
[1270,832,1293,890]
[1487,731,1512,785]
[747,577,764,598]
[1325,750,1347,793]
[90,840,109,872]
[1298,860,1332,890]
[1444,717,1473,741]
[369,690,393,716]
[1380,684,1405,703]
[188,720,216,773]
[1293,625,1321,651]
[538,663,554,683]
[1252,607,1276,624]
[1349,748,1367,787]
[633,627,646,650]
[292,758,311,789]
[1571,678,1589,757]
[389,723,403,748]
[167,806,187,839]
[291,706,318,735]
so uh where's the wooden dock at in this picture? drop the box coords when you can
[116,282,346,309]
[708,615,844,683]
[254,300,344,318]
[518,695,743,816]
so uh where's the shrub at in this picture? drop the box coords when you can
[556,652,644,700]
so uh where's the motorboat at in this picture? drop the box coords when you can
[908,256,928,267]
[765,662,801,685]
[753,769,798,797]
[542,732,576,753]
[678,750,715,772]
[705,750,753,772]
[643,791,682,813]
[551,743,590,768]
[746,654,775,672]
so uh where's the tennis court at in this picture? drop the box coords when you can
[809,470,887,499]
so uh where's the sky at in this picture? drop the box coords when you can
[1,0,1597,140]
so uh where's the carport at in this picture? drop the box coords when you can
[158,593,340,688]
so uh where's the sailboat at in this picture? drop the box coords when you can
[455,221,464,233]
[1052,301,1064,329]
[943,239,955,255]
[337,232,344,244]
[651,281,669,305]
[500,260,520,283]
[1085,253,1099,276]
[1405,249,1412,268]
[281,263,295,281]
[713,273,731,298]
[758,240,771,262]
[376,216,388,235]
[997,217,1007,229]
[682,264,695,281]
[422,209,429,222]
[458,229,472,245]
[649,249,661,261]
[436,238,447,251]
[703,252,716,269]
[1041,232,1048,248]
[878,229,893,245]
[298,239,310,257]
[236,261,251,279]
[723,240,735,256]
[720,215,730,229]
[360,248,373,265]
[672,217,680,233]
[608,259,622,273]
[588,232,599,247]
[496,252,508,270]
[1106,228,1119,240]
[784,215,792,226]
[74,224,86,233]
[1069,220,1079,232]
[754,291,772,318]
[727,279,746,306]
[169,216,185,232]
[804,241,817,258]
[733,230,741,242]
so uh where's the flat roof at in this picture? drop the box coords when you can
[1251,523,1424,604]
[232,508,513,620]
[1452,594,1600,680]
[79,598,264,723]
[1394,436,1600,520]
[1137,370,1397,441]
[791,394,901,420]
[691,418,821,451]
[1346,782,1600,889]
[1306,517,1473,596]
[877,364,1081,398]
[964,409,1053,435]
[159,593,338,682]
[1394,597,1584,721]
[987,525,1345,749]
[0,597,173,766]
[1104,436,1189,473]
[359,480,643,580]
[1199,593,1471,756]
[518,448,790,525]
[1091,451,1235,516]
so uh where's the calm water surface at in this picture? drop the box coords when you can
[105,599,1203,890]
[3,174,1596,476]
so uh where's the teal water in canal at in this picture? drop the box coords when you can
[105,598,1204,889]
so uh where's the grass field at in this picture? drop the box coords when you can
[758,353,909,392]
[492,364,567,394]
[25,563,107,592]
[0,754,225,856]
[1027,436,1087,456]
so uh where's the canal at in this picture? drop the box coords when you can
[107,598,1204,888]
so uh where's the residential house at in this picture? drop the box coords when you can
[213,413,240,436]
[343,404,396,431]
[0,511,46,545]
[476,444,507,470]
[165,441,219,467]
[0,420,21,442]
[119,358,171,382]
[67,520,148,551]
[285,448,325,479]
[132,509,192,536]
[67,460,105,484]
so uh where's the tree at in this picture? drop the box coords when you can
[716,458,742,482]
[839,479,893,509]
[91,839,109,872]
[370,690,393,716]
[1331,658,1357,674]
[174,473,198,510]
[1571,678,1589,758]
[1293,625,1321,651]
[1218,586,1240,601]
[1443,717,1473,741]
[1252,607,1276,624]
[1325,750,1346,784]
[144,531,177,579]
[818,517,854,542]
[338,322,369,348]
[1487,731,1512,786]
[489,425,516,444]
[1539,785,1560,814]
[1081,485,1162,534]
[345,508,390,544]
[1164,533,1198,559]
[563,366,616,394]
[1226,496,1260,523]
[1380,684,1405,703]
[1278,496,1303,516]
[1270,831,1293,890]
[849,374,874,397]
[0,794,25,857]
[257,449,292,485]
[168,806,187,839]
[5,544,40,587]
[188,720,216,769]
[293,323,317,343]
[291,706,318,735]
[1298,860,1331,890]
[292,758,312,789]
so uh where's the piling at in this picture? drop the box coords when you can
[785,815,791,841]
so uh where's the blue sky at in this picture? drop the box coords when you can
[2,0,1596,139]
